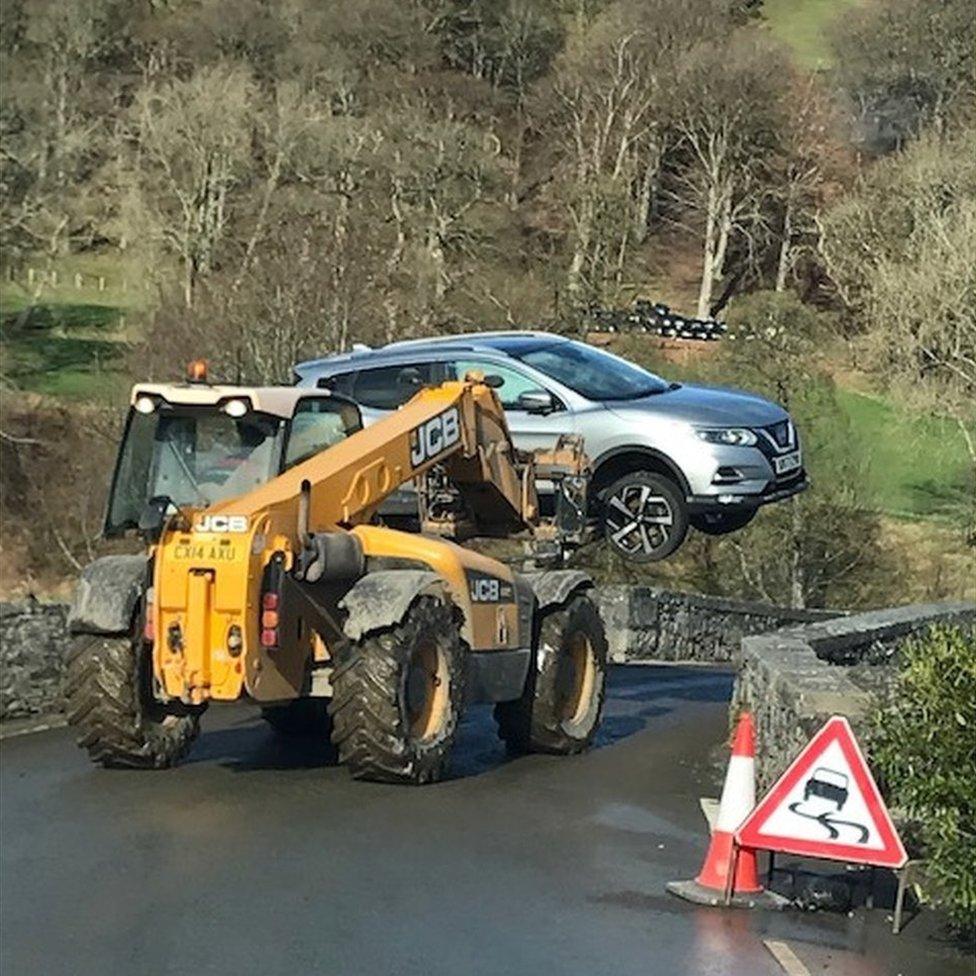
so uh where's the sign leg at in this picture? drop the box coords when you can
[724,843,739,906]
[893,867,908,934]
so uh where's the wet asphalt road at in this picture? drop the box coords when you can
[1,666,969,976]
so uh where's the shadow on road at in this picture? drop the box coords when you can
[188,664,734,780]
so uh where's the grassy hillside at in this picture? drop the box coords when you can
[836,389,973,522]
[0,256,146,401]
[762,0,860,69]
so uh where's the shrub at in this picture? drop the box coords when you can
[872,624,976,932]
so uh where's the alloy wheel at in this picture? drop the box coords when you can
[604,483,675,557]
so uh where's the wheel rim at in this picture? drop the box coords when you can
[556,631,597,731]
[404,639,450,743]
[605,483,674,556]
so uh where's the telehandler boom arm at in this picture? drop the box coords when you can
[207,376,584,547]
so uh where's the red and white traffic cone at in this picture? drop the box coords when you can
[667,712,786,909]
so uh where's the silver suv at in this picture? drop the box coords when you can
[294,332,807,561]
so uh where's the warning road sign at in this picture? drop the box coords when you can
[736,716,907,868]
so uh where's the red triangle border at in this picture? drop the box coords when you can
[736,716,907,869]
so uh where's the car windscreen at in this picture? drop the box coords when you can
[513,341,669,401]
[106,408,283,534]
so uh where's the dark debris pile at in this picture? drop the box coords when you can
[585,300,728,341]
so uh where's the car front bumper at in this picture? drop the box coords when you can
[686,470,808,513]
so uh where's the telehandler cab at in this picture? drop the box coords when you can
[65,364,608,783]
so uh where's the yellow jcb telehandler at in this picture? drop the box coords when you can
[65,364,608,783]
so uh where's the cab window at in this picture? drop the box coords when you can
[450,359,545,410]
[283,398,362,469]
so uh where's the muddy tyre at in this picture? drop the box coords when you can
[329,597,466,784]
[494,592,608,755]
[64,633,201,769]
[261,699,332,736]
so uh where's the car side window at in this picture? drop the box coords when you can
[345,363,441,410]
[450,359,545,410]
[317,372,357,398]
[283,398,362,470]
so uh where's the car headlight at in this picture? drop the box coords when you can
[695,427,758,446]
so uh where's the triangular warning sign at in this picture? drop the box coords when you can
[736,716,907,868]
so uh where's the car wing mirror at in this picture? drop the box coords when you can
[517,389,555,414]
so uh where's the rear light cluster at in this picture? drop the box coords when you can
[260,591,280,649]
[143,589,156,642]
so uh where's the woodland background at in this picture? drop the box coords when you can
[0,0,973,607]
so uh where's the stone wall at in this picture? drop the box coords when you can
[0,587,840,721]
[5,591,971,733]
[0,601,70,720]
[596,585,839,664]
[733,602,976,792]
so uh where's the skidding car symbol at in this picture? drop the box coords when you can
[803,767,849,810]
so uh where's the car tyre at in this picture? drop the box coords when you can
[601,471,688,562]
[690,509,757,536]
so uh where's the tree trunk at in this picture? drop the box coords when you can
[567,196,592,307]
[696,185,718,319]
[789,496,806,610]
[775,196,794,293]
[632,145,662,245]
[54,57,68,187]
[713,190,733,286]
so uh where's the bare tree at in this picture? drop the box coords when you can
[819,124,976,481]
[668,35,788,317]
[548,1,721,307]
[126,63,256,306]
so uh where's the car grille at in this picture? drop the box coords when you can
[755,420,796,459]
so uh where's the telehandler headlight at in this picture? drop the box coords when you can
[223,399,248,418]
[134,395,157,414]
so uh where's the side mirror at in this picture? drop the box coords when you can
[517,389,556,414]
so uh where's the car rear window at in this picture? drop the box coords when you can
[319,363,442,410]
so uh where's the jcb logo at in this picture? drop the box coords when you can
[467,571,514,604]
[194,515,248,534]
[410,407,460,468]
[471,578,501,602]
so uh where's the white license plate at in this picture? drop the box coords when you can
[774,451,801,475]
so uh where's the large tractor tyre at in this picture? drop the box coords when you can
[495,592,608,756]
[64,633,202,769]
[601,471,689,562]
[261,699,332,737]
[329,597,466,784]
